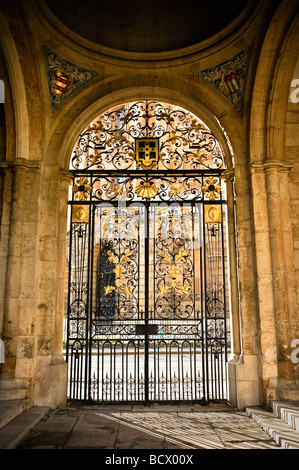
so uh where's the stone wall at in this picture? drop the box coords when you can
[287,56,299,383]
[0,0,298,409]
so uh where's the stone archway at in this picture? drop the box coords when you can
[64,99,234,405]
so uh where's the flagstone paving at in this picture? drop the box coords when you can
[15,404,281,450]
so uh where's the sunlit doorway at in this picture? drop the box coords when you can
[64,100,231,404]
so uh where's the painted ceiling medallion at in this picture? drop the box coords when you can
[43,48,97,111]
[195,48,250,111]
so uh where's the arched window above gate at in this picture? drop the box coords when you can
[70,100,226,172]
[69,101,226,204]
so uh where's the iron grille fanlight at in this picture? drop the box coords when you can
[70,100,225,172]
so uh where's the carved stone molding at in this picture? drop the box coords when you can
[0,158,41,173]
[59,168,73,183]
[251,160,293,173]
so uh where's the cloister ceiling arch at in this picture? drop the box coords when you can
[44,0,252,53]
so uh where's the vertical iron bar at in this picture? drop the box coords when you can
[203,195,210,401]
[220,201,228,374]
[144,203,150,404]
[88,203,95,402]
[66,203,73,366]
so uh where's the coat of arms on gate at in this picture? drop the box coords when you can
[135,138,160,169]
[195,48,250,112]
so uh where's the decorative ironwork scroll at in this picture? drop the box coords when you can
[70,100,225,172]
[154,206,195,320]
[97,206,140,320]
[66,100,229,404]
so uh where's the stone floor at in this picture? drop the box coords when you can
[14,403,281,450]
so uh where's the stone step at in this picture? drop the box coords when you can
[0,406,49,449]
[246,406,299,449]
[0,399,26,430]
[271,401,299,432]
[0,379,28,400]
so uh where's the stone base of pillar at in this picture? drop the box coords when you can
[265,377,299,406]
[227,354,260,410]
[33,354,67,408]
[0,377,28,400]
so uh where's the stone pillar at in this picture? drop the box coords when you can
[224,171,242,357]
[33,165,70,408]
[0,159,40,400]
[224,171,244,407]
[227,163,260,409]
[251,161,279,406]
[251,159,298,405]
[263,160,298,400]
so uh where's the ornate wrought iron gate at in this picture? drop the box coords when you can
[65,101,229,404]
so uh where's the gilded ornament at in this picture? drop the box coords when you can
[204,205,222,223]
[169,184,181,196]
[174,250,189,264]
[124,285,134,296]
[104,285,115,296]
[113,264,126,278]
[160,252,172,264]
[107,250,118,263]
[114,185,126,196]
[72,177,92,201]
[135,181,158,199]
[168,265,180,278]
[120,252,133,263]
[202,177,221,200]
[135,139,159,169]
[72,205,89,223]
[160,285,170,296]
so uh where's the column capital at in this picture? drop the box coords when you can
[0,158,40,173]
[221,168,235,180]
[251,159,293,173]
[59,168,73,184]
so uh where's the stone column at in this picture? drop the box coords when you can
[263,160,298,400]
[227,162,260,409]
[0,159,40,400]
[251,161,279,406]
[224,170,244,407]
[33,165,70,407]
[251,159,298,404]
[224,171,241,357]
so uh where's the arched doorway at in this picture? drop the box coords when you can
[65,100,231,404]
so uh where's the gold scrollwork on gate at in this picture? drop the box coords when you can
[104,250,134,297]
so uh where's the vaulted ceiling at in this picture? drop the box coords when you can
[45,0,251,52]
